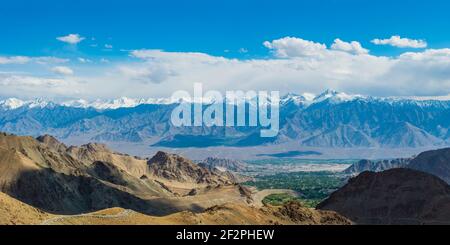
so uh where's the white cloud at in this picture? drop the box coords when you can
[123,48,385,94]
[0,56,31,65]
[0,75,65,87]
[34,57,70,65]
[2,36,450,99]
[56,34,85,44]
[119,64,176,84]
[371,35,427,48]
[104,44,113,49]
[238,48,248,53]
[78,57,92,63]
[51,66,74,75]
[0,74,80,99]
[399,48,450,61]
[263,37,327,58]
[119,45,450,97]
[331,39,369,55]
[0,56,69,65]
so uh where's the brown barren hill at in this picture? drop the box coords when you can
[0,132,247,216]
[65,142,149,178]
[317,168,450,224]
[0,132,350,225]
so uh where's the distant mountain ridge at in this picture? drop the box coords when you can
[1,90,450,148]
[198,157,248,172]
[343,158,412,175]
[408,148,450,184]
[343,147,450,185]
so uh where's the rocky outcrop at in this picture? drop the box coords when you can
[274,201,352,225]
[147,151,233,185]
[65,142,148,178]
[36,134,68,152]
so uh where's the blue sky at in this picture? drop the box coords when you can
[1,0,450,100]
[2,0,450,58]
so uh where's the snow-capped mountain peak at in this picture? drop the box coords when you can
[27,98,52,109]
[312,89,363,103]
[61,97,174,109]
[0,98,52,109]
[0,98,25,109]
[280,93,307,105]
[90,97,142,109]
[61,99,90,108]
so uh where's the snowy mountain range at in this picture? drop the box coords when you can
[2,89,449,110]
[0,97,175,110]
[1,90,449,149]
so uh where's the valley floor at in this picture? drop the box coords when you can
[82,140,443,161]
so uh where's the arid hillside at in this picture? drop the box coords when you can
[0,191,350,225]
[0,192,54,225]
[0,132,354,225]
[318,168,450,224]
[0,132,244,216]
